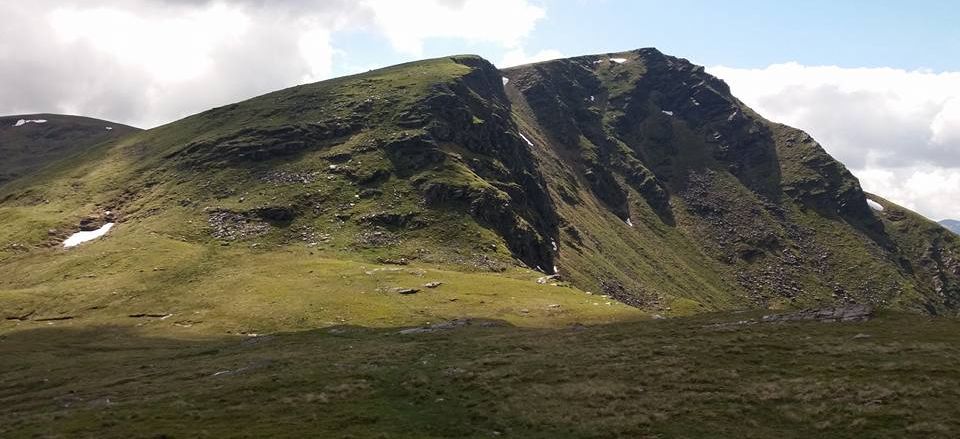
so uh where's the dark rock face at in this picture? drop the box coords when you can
[397,56,560,272]
[508,55,671,222]
[918,235,960,311]
[169,122,360,167]
[501,48,960,314]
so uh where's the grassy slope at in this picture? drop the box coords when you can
[2,312,959,438]
[0,56,643,335]
[2,51,957,335]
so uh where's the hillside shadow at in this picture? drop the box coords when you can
[2,311,958,438]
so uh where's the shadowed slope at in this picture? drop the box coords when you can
[0,114,139,186]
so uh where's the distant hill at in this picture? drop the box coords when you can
[0,114,139,186]
[941,219,960,234]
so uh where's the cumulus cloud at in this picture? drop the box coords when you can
[0,0,357,128]
[499,48,564,68]
[709,63,960,221]
[362,0,546,55]
[0,0,546,128]
[857,167,960,222]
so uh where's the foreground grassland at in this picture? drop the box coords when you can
[2,312,959,438]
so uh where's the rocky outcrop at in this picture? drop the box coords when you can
[762,304,874,323]
[169,122,361,167]
[503,49,960,314]
[399,56,560,271]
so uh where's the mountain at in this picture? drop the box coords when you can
[0,114,139,186]
[1,49,959,336]
[941,219,960,234]
[4,48,960,437]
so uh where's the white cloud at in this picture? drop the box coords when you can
[931,97,960,146]
[855,167,960,221]
[298,27,338,83]
[499,48,564,67]
[0,0,549,128]
[709,63,960,221]
[49,4,252,83]
[0,1,353,128]
[362,0,546,54]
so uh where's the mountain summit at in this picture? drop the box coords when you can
[1,49,958,332]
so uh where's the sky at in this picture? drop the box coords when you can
[1,0,957,220]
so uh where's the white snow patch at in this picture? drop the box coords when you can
[866,199,885,211]
[661,110,674,116]
[609,58,627,64]
[551,240,558,252]
[625,218,634,227]
[690,98,700,106]
[105,126,113,131]
[14,119,47,127]
[552,265,559,275]
[519,133,534,147]
[63,223,114,248]
[502,76,510,86]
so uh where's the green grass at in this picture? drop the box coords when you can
[0,230,642,336]
[3,312,959,438]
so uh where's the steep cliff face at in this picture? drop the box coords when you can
[0,50,957,320]
[503,48,958,314]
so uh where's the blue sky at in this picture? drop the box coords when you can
[1,0,958,219]
[332,0,960,75]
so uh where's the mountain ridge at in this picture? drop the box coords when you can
[0,49,958,335]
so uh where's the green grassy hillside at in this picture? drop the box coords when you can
[0,56,642,336]
[0,49,958,340]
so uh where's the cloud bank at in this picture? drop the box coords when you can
[710,63,960,221]
[0,0,547,128]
